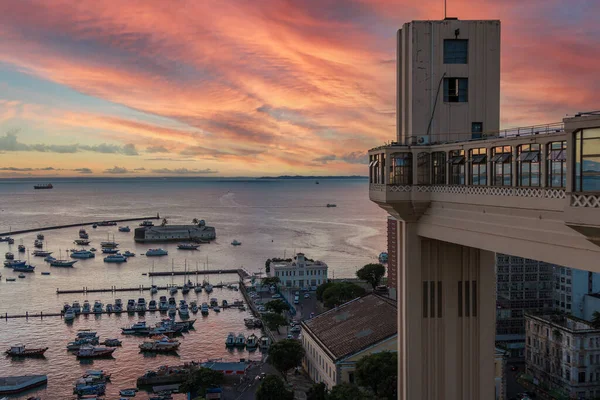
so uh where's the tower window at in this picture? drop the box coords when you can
[443,78,468,102]
[444,39,468,64]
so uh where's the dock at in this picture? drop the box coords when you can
[55,284,238,294]
[0,215,160,236]
[148,268,245,277]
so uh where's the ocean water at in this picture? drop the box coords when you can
[0,177,387,399]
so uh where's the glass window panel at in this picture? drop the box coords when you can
[583,128,600,139]
[444,39,468,64]
[583,138,600,156]
[471,154,487,164]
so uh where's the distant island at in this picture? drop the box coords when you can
[257,175,368,180]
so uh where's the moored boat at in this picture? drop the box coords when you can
[102,338,122,347]
[120,388,139,396]
[50,258,77,267]
[148,299,157,311]
[82,300,91,314]
[136,298,147,313]
[79,228,88,239]
[200,302,209,315]
[225,332,235,347]
[32,249,51,257]
[139,336,180,353]
[118,226,131,232]
[64,308,76,321]
[36,233,44,240]
[145,248,168,257]
[122,250,135,257]
[121,321,149,335]
[0,375,48,395]
[139,220,154,227]
[231,239,241,246]
[17,245,25,253]
[33,240,43,249]
[93,301,103,313]
[96,221,117,226]
[70,250,95,259]
[5,344,48,357]
[74,239,91,246]
[13,264,35,273]
[4,260,26,268]
[378,251,388,263]
[104,254,127,263]
[246,334,258,350]
[76,345,115,358]
[235,333,246,347]
[33,183,53,189]
[100,241,119,248]
[4,252,14,260]
[101,247,119,254]
[177,243,199,250]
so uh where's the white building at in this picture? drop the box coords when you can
[526,313,600,399]
[272,253,328,289]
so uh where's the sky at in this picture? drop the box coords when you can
[0,0,597,177]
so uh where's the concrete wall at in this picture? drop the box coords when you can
[302,333,337,389]
[398,19,500,143]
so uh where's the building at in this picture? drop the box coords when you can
[396,19,500,144]
[526,313,600,399]
[495,347,508,400]
[272,253,327,289]
[583,294,600,322]
[387,216,398,299]
[554,266,600,318]
[301,293,397,389]
[496,254,555,357]
[134,221,216,242]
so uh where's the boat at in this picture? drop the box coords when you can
[0,375,48,395]
[169,286,178,295]
[225,332,236,347]
[200,302,209,315]
[177,243,199,250]
[82,300,91,314]
[158,297,168,312]
[222,299,228,307]
[43,255,55,262]
[41,271,50,275]
[235,333,246,347]
[210,298,218,307]
[104,254,127,263]
[259,336,270,350]
[50,258,77,267]
[139,220,154,227]
[106,304,113,313]
[90,247,97,252]
[150,284,158,294]
[92,223,97,228]
[4,260,26,268]
[136,364,195,387]
[378,252,388,263]
[179,303,189,318]
[96,221,117,226]
[168,305,176,318]
[33,183,53,189]
[121,321,149,335]
[148,300,157,311]
[73,382,106,397]
[146,248,168,256]
[64,308,76,321]
[103,339,122,347]
[181,284,190,295]
[213,306,221,312]
[17,245,25,253]
[139,336,180,353]
[119,388,139,397]
[72,301,81,313]
[190,301,198,313]
[136,298,147,313]
[100,241,119,248]
[102,247,119,254]
[70,250,95,259]
[123,250,136,257]
[5,277,16,282]
[93,301,103,313]
[231,240,241,246]
[126,299,136,312]
[326,203,337,207]
[4,252,14,260]
[74,239,91,245]
[33,240,43,249]
[114,299,123,313]
[118,226,131,232]
[204,283,213,293]
[5,344,48,357]
[17,273,25,278]
[13,265,35,273]
[0,237,12,243]
[76,330,99,339]
[79,228,88,239]
[315,180,319,184]
[246,334,258,350]
[66,338,98,351]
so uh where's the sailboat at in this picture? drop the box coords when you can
[194,262,202,293]
[50,249,77,267]
[182,261,190,294]
[204,256,213,293]
[150,261,158,294]
[169,260,178,295]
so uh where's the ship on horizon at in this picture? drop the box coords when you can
[33,183,53,189]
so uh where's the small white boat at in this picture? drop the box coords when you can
[145,248,168,257]
[231,240,241,246]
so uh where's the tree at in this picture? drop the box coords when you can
[268,339,305,381]
[327,384,374,400]
[322,282,366,309]
[306,382,327,400]
[256,375,294,400]
[161,217,168,226]
[356,263,386,289]
[262,312,288,334]
[262,276,280,287]
[179,366,224,395]
[265,299,290,314]
[316,281,334,301]
[356,351,398,399]
[265,259,272,273]
[592,311,600,329]
[192,218,199,225]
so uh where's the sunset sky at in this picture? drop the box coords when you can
[0,0,597,177]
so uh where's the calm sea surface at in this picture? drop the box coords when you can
[0,178,386,399]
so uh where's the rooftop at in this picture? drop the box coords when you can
[527,312,600,333]
[302,293,397,360]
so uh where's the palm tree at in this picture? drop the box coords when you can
[592,311,600,329]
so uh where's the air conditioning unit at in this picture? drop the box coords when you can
[415,135,430,145]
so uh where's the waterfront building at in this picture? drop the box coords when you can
[300,293,397,389]
[272,253,327,289]
[525,313,600,399]
[134,221,215,243]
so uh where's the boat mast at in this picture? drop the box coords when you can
[196,261,199,286]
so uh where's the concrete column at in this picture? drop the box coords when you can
[540,144,547,188]
[397,223,496,400]
[511,146,518,187]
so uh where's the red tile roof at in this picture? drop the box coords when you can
[302,293,397,360]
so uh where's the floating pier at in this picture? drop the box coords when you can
[0,215,160,236]
[148,268,245,277]
[56,283,238,295]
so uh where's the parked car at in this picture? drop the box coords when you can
[271,294,282,299]
[291,326,301,333]
[304,293,310,299]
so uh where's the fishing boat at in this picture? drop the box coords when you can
[79,228,88,239]
[158,296,169,312]
[82,300,91,314]
[92,301,103,313]
[92,223,97,228]
[179,303,189,318]
[136,298,147,313]
[74,239,90,245]
[101,247,119,254]
[76,330,99,339]
[4,260,26,268]
[13,264,35,273]
[103,338,122,347]
[118,226,130,232]
[113,299,123,313]
[190,301,198,314]
[194,263,202,292]
[259,336,270,350]
[5,344,48,357]
[72,301,81,313]
[169,286,178,295]
[139,220,154,227]
[231,240,241,246]
[17,245,25,253]
[126,299,136,312]
[4,252,14,260]
[104,254,127,263]
[44,255,55,262]
[100,240,119,248]
[168,304,176,318]
[121,321,149,335]
[222,299,228,307]
[0,237,13,243]
[205,283,213,293]
[326,203,337,207]
[76,345,115,359]
[246,334,258,350]
[235,333,246,347]
[122,250,135,257]
[33,240,43,249]
[50,258,77,267]
[119,388,139,397]
[150,284,158,294]
[148,300,157,311]
[64,308,76,321]
[105,304,113,313]
[177,243,199,250]
[146,248,168,257]
[200,302,209,315]
[139,336,180,353]
[70,250,95,259]
[67,338,100,350]
[0,375,48,395]
[210,298,218,307]
[213,305,221,312]
[34,183,53,189]
[225,332,236,347]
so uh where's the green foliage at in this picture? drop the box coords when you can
[307,382,327,400]
[265,259,271,273]
[179,366,224,395]
[192,218,199,225]
[356,263,386,289]
[316,281,334,301]
[256,375,294,400]
[265,299,290,314]
[327,384,374,400]
[262,312,288,334]
[322,282,366,308]
[356,351,398,399]
[268,339,305,380]
[262,276,280,287]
